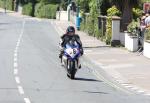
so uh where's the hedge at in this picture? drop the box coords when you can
[34,3,58,19]
[0,0,3,8]
[80,13,102,40]
[22,3,33,16]
[0,0,14,10]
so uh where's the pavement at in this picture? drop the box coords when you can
[53,19,150,96]
[1,8,150,96]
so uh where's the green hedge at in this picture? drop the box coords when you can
[22,3,33,16]
[144,29,150,41]
[34,3,58,19]
[0,0,3,8]
[106,6,121,44]
[80,13,102,39]
[0,0,14,10]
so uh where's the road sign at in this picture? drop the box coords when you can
[143,3,150,13]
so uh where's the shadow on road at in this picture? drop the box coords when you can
[0,23,11,25]
[74,77,102,82]
[83,45,110,49]
[83,91,108,94]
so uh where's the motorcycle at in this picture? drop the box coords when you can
[60,40,81,79]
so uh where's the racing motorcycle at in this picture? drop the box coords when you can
[60,40,81,79]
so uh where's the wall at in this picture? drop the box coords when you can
[56,11,68,21]
[120,32,125,45]
[144,41,150,58]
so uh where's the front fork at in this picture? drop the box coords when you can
[76,58,81,69]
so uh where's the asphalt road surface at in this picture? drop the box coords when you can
[0,12,150,103]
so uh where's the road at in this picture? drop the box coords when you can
[0,13,150,103]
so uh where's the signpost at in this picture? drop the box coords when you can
[143,3,150,13]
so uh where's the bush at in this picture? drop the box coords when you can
[132,8,143,20]
[107,5,121,17]
[0,0,3,8]
[144,29,150,41]
[127,20,139,36]
[34,3,43,17]
[34,3,58,19]
[106,6,121,44]
[0,0,14,10]
[105,17,112,44]
[22,3,33,16]
[6,0,14,10]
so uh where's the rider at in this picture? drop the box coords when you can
[59,26,83,58]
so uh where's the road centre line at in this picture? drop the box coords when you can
[14,53,17,57]
[18,86,24,95]
[13,19,32,102]
[14,49,18,53]
[14,57,17,62]
[24,98,31,103]
[14,69,18,75]
[14,62,18,68]
[15,47,18,51]
[15,76,21,84]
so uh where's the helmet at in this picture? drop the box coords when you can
[66,26,75,34]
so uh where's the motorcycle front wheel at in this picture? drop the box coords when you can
[67,60,76,79]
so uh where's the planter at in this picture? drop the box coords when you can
[125,31,138,52]
[144,41,150,58]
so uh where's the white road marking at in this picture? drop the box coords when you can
[98,59,117,62]
[144,93,150,96]
[101,63,135,69]
[15,47,18,51]
[16,43,20,47]
[121,83,130,86]
[18,86,24,94]
[14,69,18,75]
[93,69,131,94]
[137,90,145,93]
[84,50,92,53]
[24,98,31,103]
[15,76,20,84]
[13,19,32,102]
[124,85,133,88]
[14,49,18,53]
[14,62,18,68]
[130,87,139,90]
[14,57,17,62]
[115,79,125,84]
[14,53,17,57]
[17,40,20,43]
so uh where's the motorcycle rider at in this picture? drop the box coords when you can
[59,26,83,68]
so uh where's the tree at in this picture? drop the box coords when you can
[110,0,140,31]
[76,0,90,12]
